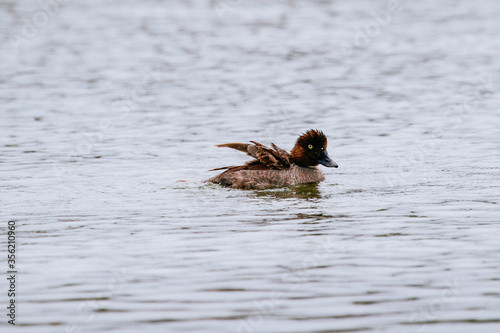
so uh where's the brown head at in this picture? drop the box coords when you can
[290,129,338,168]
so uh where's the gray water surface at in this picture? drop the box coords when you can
[1,0,500,332]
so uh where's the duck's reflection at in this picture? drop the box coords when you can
[253,183,323,199]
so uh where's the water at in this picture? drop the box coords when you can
[1,0,500,332]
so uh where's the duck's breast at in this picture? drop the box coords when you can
[289,165,325,184]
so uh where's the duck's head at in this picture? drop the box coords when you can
[290,129,338,168]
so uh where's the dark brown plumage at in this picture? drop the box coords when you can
[205,129,338,189]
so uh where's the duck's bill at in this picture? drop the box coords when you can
[317,151,338,168]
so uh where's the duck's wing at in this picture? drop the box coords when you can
[249,141,291,170]
[215,143,258,158]
[209,142,260,172]
[271,143,292,164]
[208,159,268,172]
[210,141,291,171]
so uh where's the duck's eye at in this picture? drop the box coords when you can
[308,144,313,149]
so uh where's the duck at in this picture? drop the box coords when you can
[205,129,338,189]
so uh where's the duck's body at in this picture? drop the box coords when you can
[205,130,338,190]
[207,161,326,190]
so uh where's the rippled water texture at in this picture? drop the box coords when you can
[1,0,500,332]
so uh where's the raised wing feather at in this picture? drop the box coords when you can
[249,141,291,170]
[211,141,291,171]
[215,143,258,158]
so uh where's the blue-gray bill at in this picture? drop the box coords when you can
[317,151,338,168]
